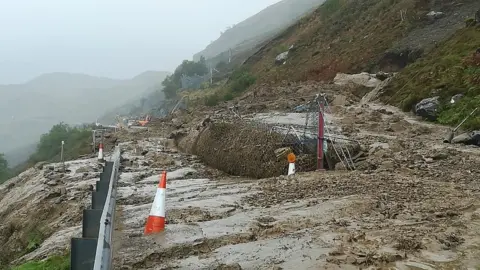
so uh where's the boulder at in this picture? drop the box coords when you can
[450,94,464,104]
[46,180,59,186]
[334,72,381,88]
[275,51,289,65]
[414,96,439,121]
[452,131,480,146]
[426,11,444,20]
[35,161,48,170]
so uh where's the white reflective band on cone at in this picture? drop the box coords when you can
[149,188,166,217]
[288,162,295,175]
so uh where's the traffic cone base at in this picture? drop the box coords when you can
[288,162,295,175]
[144,216,165,235]
[98,143,104,161]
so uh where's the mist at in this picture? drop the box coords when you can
[0,0,281,84]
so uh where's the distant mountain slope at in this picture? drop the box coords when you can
[0,71,169,164]
[193,0,326,62]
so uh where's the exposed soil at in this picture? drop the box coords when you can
[109,83,480,269]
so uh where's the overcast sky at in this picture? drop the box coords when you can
[0,0,281,84]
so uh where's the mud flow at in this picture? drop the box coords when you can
[111,97,480,269]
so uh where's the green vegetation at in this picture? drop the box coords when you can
[318,0,344,16]
[0,153,12,184]
[28,123,92,164]
[25,229,44,253]
[11,254,69,270]
[382,27,480,129]
[229,70,256,93]
[244,0,480,87]
[273,44,289,55]
[162,57,209,99]
[201,70,256,107]
[204,94,220,107]
[0,123,93,185]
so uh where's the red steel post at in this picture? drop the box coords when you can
[317,101,325,170]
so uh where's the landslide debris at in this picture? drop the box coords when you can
[0,158,105,267]
[189,120,287,178]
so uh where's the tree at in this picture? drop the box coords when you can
[0,153,11,183]
[29,123,92,163]
[162,59,209,99]
[162,75,180,99]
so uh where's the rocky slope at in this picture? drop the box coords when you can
[0,155,106,268]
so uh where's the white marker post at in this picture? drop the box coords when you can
[61,141,65,172]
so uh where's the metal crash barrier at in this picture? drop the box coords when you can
[70,146,121,270]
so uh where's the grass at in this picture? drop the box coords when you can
[10,254,69,270]
[246,0,425,85]
[381,26,480,129]
[180,69,257,108]
[25,230,44,253]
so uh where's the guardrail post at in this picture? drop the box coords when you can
[71,238,97,270]
[82,209,102,238]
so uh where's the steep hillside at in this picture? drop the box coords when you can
[0,71,169,163]
[193,0,326,63]
[381,26,480,128]
[242,0,478,84]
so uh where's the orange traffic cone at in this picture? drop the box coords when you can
[144,171,167,235]
[287,153,296,175]
[97,143,104,161]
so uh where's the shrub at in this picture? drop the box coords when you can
[230,70,256,93]
[29,123,92,164]
[0,153,11,184]
[223,92,234,101]
[204,94,220,107]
